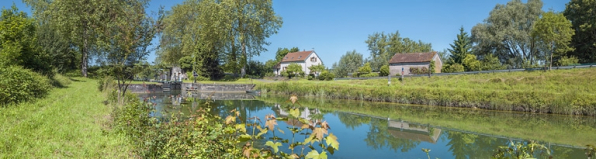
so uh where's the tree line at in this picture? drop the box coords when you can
[330,0,594,77]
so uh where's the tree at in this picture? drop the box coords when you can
[480,54,506,70]
[157,0,282,79]
[357,62,372,76]
[462,54,481,71]
[96,0,161,103]
[275,47,299,62]
[365,31,432,71]
[563,0,596,63]
[0,5,52,76]
[25,0,118,77]
[532,11,575,70]
[286,63,303,78]
[331,50,363,78]
[379,65,389,76]
[308,64,325,75]
[448,27,472,64]
[471,0,543,68]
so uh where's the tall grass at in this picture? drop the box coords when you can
[0,77,133,158]
[257,68,596,115]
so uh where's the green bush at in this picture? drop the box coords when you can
[410,67,429,74]
[359,72,379,77]
[307,74,315,80]
[379,65,389,76]
[557,56,579,66]
[0,66,51,105]
[319,71,335,81]
[264,72,275,77]
[442,64,465,73]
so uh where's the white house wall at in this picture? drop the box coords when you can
[278,52,323,75]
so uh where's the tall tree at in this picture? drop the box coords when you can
[471,0,543,68]
[365,31,432,71]
[532,11,575,70]
[24,0,115,77]
[331,50,363,78]
[563,0,596,63]
[227,0,283,77]
[0,5,52,76]
[157,0,282,79]
[448,27,472,65]
[95,0,162,103]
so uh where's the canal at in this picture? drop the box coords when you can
[137,91,596,158]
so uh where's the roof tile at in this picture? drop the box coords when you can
[281,51,313,62]
[389,52,436,64]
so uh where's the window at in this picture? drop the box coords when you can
[299,56,302,59]
[310,57,317,62]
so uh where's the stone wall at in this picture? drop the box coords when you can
[124,84,163,93]
[182,83,255,93]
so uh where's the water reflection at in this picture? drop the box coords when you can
[136,92,592,158]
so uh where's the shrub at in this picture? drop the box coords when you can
[307,74,315,80]
[319,71,335,81]
[359,72,379,78]
[557,56,579,66]
[280,70,289,77]
[357,62,372,77]
[410,67,429,74]
[379,65,389,76]
[0,65,51,105]
[442,64,465,73]
[264,72,275,77]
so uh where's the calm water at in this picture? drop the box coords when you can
[137,91,595,159]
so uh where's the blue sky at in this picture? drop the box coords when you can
[2,0,568,66]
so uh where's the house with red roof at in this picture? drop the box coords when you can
[273,50,323,76]
[389,52,442,75]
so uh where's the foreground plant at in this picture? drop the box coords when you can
[493,141,551,159]
[225,95,340,159]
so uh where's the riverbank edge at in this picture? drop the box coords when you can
[256,80,596,116]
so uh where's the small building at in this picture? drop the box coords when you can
[273,50,323,76]
[389,52,442,76]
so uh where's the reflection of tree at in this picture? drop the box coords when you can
[337,113,369,130]
[364,118,419,152]
[447,131,477,159]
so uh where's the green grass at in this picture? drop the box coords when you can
[257,68,596,115]
[0,77,132,158]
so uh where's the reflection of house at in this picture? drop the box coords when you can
[274,104,321,127]
[387,120,442,143]
[389,52,442,75]
[273,50,323,76]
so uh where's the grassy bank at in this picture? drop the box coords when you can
[258,96,596,147]
[0,77,132,158]
[257,68,596,115]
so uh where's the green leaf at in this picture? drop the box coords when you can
[277,127,285,134]
[265,141,282,153]
[325,133,339,150]
[289,108,300,117]
[305,150,319,159]
[319,151,327,159]
[238,134,252,142]
[235,124,246,133]
[326,146,335,155]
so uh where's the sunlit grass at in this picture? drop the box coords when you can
[257,68,596,115]
[0,77,132,158]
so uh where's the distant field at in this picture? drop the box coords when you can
[257,68,596,115]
